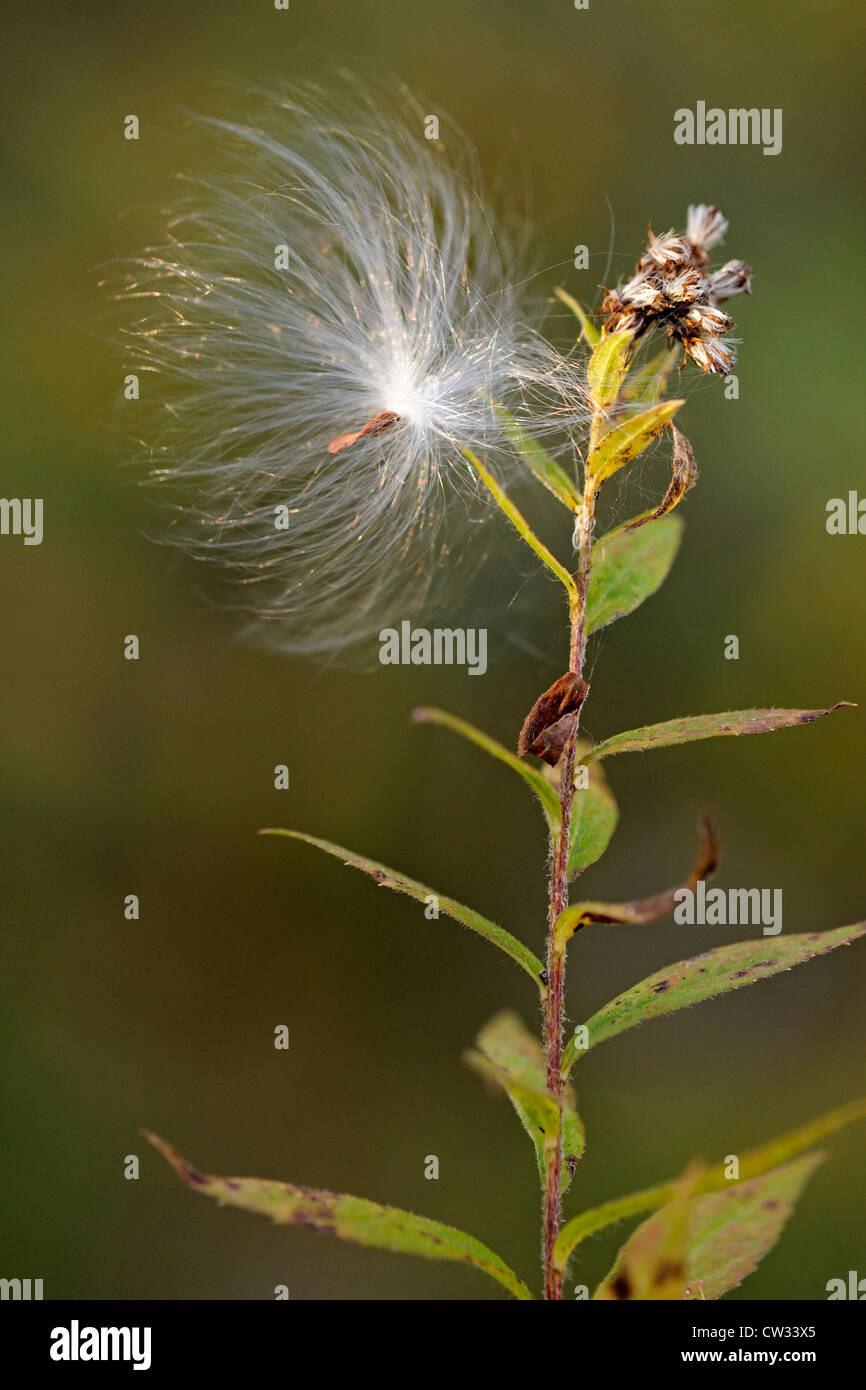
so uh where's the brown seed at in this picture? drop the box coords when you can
[328,410,400,455]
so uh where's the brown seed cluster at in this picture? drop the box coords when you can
[600,205,753,375]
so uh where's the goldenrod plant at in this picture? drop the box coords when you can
[122,79,865,1300]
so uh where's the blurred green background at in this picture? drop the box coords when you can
[1,0,864,1301]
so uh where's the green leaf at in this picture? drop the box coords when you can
[585,515,683,635]
[587,329,633,409]
[680,1155,825,1300]
[495,408,581,510]
[260,829,545,989]
[562,923,866,1071]
[466,1011,585,1191]
[410,706,562,838]
[553,1097,866,1276]
[462,448,578,606]
[554,287,601,347]
[567,759,619,877]
[587,399,684,483]
[594,1164,702,1300]
[581,703,855,764]
[144,1131,533,1300]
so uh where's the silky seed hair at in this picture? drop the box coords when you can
[113,76,589,658]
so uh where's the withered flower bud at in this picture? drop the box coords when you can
[685,204,729,257]
[709,259,754,300]
[598,205,751,376]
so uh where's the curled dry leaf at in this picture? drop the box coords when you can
[518,672,590,765]
[555,812,719,947]
[618,425,698,534]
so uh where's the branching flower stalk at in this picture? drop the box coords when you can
[463,223,856,1300]
[129,84,866,1302]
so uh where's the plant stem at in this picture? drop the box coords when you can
[541,728,576,1300]
[570,473,599,675]
[541,465,601,1301]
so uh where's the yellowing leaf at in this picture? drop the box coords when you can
[463,448,578,605]
[587,329,633,410]
[681,1155,825,1300]
[145,1132,533,1300]
[467,1010,584,1190]
[594,1163,703,1300]
[587,399,684,483]
[495,408,581,510]
[554,1097,866,1277]
[595,1156,823,1301]
[554,287,601,347]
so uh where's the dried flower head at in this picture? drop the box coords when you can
[114,78,586,657]
[600,205,753,375]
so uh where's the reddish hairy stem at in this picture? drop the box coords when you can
[542,727,577,1301]
[570,475,599,676]
[542,477,599,1301]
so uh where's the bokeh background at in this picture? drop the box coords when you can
[2,0,864,1300]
